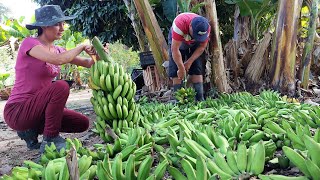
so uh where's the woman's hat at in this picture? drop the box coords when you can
[26,5,76,30]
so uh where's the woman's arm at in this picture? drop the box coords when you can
[70,56,94,68]
[28,44,86,65]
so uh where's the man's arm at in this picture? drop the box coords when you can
[188,41,207,64]
[171,39,186,79]
[184,41,208,71]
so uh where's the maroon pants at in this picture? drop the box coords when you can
[4,80,89,137]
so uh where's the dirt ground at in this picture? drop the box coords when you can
[0,89,101,176]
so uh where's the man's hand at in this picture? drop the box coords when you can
[177,67,186,80]
[184,60,193,72]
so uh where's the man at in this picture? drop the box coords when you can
[168,12,210,101]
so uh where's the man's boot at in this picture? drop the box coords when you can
[193,82,204,101]
[39,135,66,154]
[17,129,41,150]
[173,84,183,92]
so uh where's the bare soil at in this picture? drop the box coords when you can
[0,89,100,176]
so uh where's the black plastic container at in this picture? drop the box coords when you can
[139,51,155,69]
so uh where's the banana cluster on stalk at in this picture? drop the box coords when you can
[175,87,196,105]
[89,37,140,139]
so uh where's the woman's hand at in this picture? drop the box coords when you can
[83,45,96,56]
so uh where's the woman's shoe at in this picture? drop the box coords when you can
[17,130,41,150]
[39,135,66,154]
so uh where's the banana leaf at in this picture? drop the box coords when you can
[162,0,177,22]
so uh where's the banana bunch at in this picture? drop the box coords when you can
[282,135,320,179]
[89,37,140,137]
[41,155,96,180]
[92,116,113,142]
[259,90,282,103]
[282,95,300,104]
[212,141,265,179]
[40,142,67,165]
[175,87,196,105]
[0,166,42,180]
[96,153,166,180]
[291,109,320,128]
[119,127,154,148]
[168,156,209,180]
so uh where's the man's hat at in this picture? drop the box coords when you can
[26,5,76,30]
[191,16,210,42]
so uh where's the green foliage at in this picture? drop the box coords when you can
[55,26,90,82]
[177,0,192,13]
[0,72,10,89]
[162,0,177,22]
[0,47,15,87]
[0,16,36,46]
[33,0,139,50]
[108,41,140,73]
[225,0,277,41]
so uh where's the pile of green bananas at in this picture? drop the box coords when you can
[1,155,97,180]
[96,153,168,180]
[282,135,320,179]
[39,138,87,164]
[168,141,266,179]
[89,37,140,139]
[175,87,196,105]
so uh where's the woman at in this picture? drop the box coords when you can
[3,5,98,153]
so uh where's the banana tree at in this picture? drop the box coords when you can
[133,0,169,87]
[270,0,303,95]
[224,0,277,88]
[299,0,318,89]
[205,0,231,92]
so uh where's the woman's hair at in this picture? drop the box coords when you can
[37,27,43,36]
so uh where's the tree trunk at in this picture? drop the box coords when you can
[270,0,302,96]
[245,32,272,84]
[133,0,169,86]
[205,0,231,93]
[123,0,149,52]
[300,0,318,89]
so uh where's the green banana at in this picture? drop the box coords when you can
[181,158,197,179]
[226,148,241,175]
[153,159,168,180]
[250,141,265,175]
[125,154,136,180]
[282,146,311,178]
[214,150,236,176]
[305,158,320,180]
[303,135,320,167]
[137,155,153,180]
[196,156,208,180]
[112,153,125,180]
[168,166,187,180]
